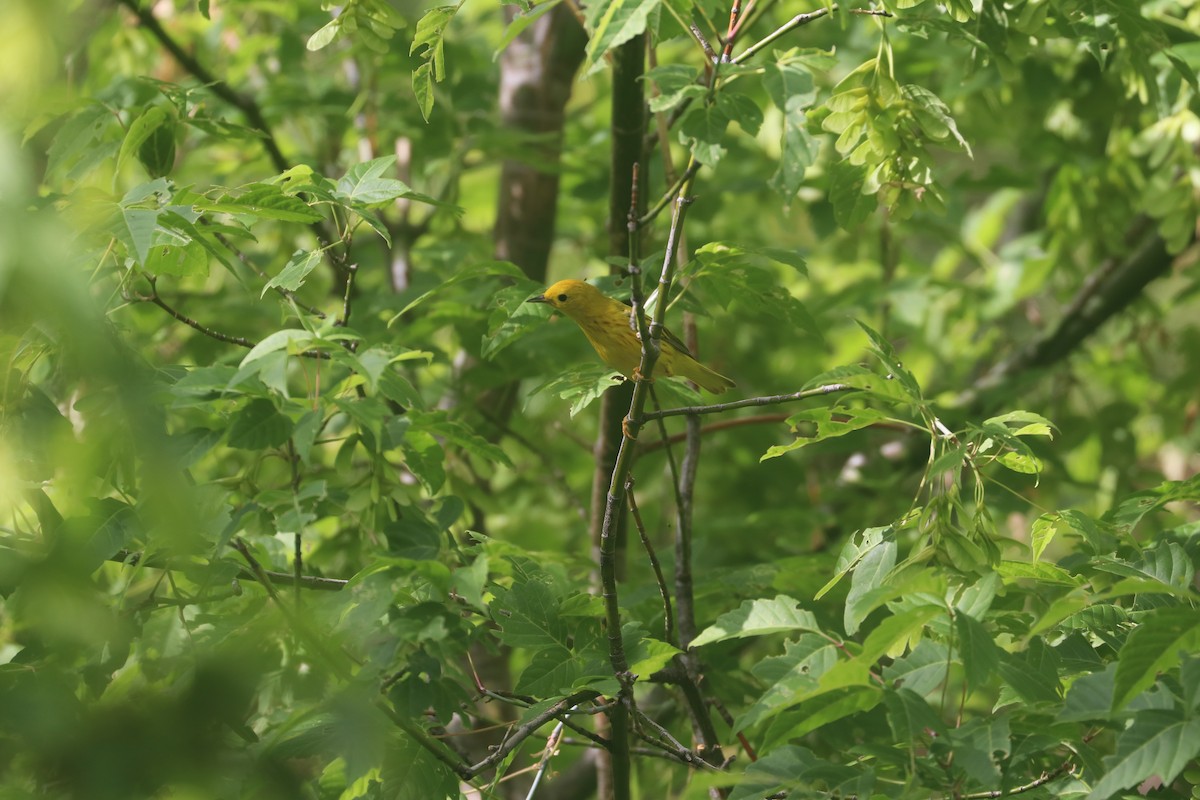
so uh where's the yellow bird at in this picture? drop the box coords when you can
[528,279,735,394]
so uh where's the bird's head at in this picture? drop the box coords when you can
[526,279,604,318]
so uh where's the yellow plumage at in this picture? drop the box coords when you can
[528,279,735,394]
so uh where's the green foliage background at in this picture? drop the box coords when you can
[1,0,1199,798]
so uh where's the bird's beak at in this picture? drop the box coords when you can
[527,294,549,304]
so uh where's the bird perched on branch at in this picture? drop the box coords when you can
[528,279,735,394]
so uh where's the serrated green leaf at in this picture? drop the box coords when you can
[1085,711,1200,800]
[227,399,293,450]
[680,102,731,165]
[526,362,623,417]
[583,0,662,76]
[1113,607,1200,711]
[263,250,324,296]
[336,156,415,205]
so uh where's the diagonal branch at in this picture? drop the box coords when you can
[961,225,1189,408]
[115,0,288,173]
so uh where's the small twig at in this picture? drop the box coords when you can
[135,276,334,359]
[708,698,758,762]
[558,738,687,762]
[959,758,1075,798]
[108,549,348,592]
[625,477,675,642]
[465,691,599,778]
[642,384,851,421]
[637,162,701,229]
[733,6,892,65]
[338,263,359,330]
[638,413,789,453]
[719,0,745,62]
[632,708,723,772]
[137,277,254,349]
[689,22,719,62]
[524,717,567,800]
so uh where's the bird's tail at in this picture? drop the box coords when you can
[678,359,735,394]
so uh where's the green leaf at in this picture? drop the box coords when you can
[1113,606,1200,711]
[855,321,923,403]
[816,526,887,600]
[196,184,324,223]
[409,411,513,467]
[263,250,324,296]
[515,646,581,695]
[718,92,764,137]
[761,687,881,748]
[1085,710,1200,800]
[227,399,293,450]
[1059,664,1117,723]
[336,156,414,205]
[381,731,460,800]
[997,648,1062,705]
[737,636,839,730]
[884,687,947,746]
[525,362,623,417]
[306,16,342,51]
[680,101,731,165]
[691,595,822,647]
[726,746,823,800]
[829,160,875,228]
[856,605,941,665]
[762,407,888,461]
[496,0,565,56]
[645,64,705,113]
[902,84,972,156]
[388,261,525,323]
[1107,476,1200,531]
[583,0,663,76]
[112,179,170,265]
[763,61,817,111]
[624,632,681,678]
[955,612,1003,692]
[240,329,316,366]
[983,409,1057,439]
[482,281,554,359]
[883,639,949,696]
[410,4,462,121]
[145,241,208,278]
[489,573,572,651]
[843,538,896,636]
[117,106,168,174]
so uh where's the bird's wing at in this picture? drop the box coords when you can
[657,323,695,358]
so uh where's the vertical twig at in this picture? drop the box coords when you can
[625,477,675,642]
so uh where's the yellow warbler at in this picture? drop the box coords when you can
[528,279,735,394]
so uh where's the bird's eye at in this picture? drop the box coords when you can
[557,293,568,302]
